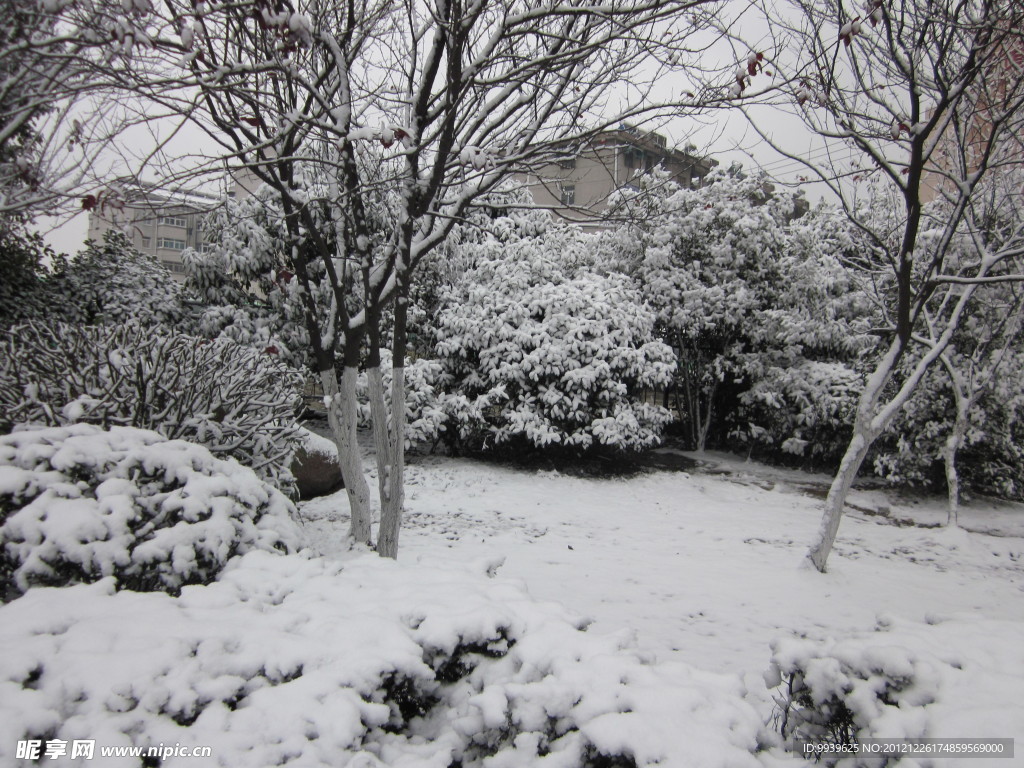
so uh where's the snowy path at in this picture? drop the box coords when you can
[300,451,1024,702]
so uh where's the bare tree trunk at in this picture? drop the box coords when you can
[943,401,969,528]
[321,367,373,546]
[696,381,716,453]
[376,294,409,559]
[806,342,901,571]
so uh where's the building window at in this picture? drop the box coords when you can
[201,242,216,254]
[557,156,576,170]
[159,215,188,228]
[161,260,187,274]
[141,237,151,247]
[560,184,575,206]
[157,237,186,251]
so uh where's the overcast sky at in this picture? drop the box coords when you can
[35,5,840,256]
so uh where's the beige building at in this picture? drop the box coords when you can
[86,184,221,281]
[88,129,715,275]
[521,125,717,229]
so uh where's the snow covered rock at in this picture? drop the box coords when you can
[0,551,766,767]
[0,425,303,599]
[290,427,344,499]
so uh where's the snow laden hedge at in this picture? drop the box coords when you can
[765,615,1024,761]
[182,186,318,370]
[356,350,447,448]
[0,552,765,767]
[0,323,304,491]
[598,172,872,461]
[50,231,184,328]
[0,425,302,599]
[434,254,675,456]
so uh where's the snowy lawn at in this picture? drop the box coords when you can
[2,434,1022,767]
[303,449,1024,679]
[302,446,1024,759]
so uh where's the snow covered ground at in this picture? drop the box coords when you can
[3,430,1022,766]
[303,448,1024,676]
[302,444,1024,756]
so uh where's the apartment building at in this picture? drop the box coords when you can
[522,124,717,229]
[87,128,715,275]
[86,184,220,281]
[921,28,1024,203]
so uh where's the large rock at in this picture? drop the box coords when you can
[291,428,345,499]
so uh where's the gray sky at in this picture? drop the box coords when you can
[35,5,840,256]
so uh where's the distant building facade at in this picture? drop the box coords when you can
[521,124,717,229]
[86,184,221,281]
[921,29,1024,203]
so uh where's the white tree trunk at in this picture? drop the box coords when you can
[806,341,900,571]
[806,429,875,571]
[376,365,406,559]
[321,367,373,546]
[366,363,391,501]
[943,402,969,528]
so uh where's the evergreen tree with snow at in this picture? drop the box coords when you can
[601,170,872,461]
[434,224,675,458]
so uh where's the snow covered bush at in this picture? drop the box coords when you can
[0,425,302,599]
[733,361,862,464]
[767,635,937,753]
[0,323,304,491]
[356,350,446,448]
[181,181,326,370]
[434,246,675,456]
[48,231,184,328]
[0,551,765,767]
[0,221,60,327]
[872,364,1024,503]
[600,170,873,461]
[763,613,1024,761]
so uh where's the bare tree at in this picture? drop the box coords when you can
[732,0,1024,570]
[930,286,1024,526]
[0,0,176,216]
[130,0,724,556]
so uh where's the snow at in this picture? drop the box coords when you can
[3,430,1023,764]
[296,425,338,459]
[0,425,302,597]
[301,447,1024,760]
[0,551,766,767]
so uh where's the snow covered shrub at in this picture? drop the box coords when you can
[766,632,939,755]
[410,191,611,360]
[0,323,304,491]
[356,350,446,448]
[766,615,1024,764]
[732,361,861,464]
[434,248,675,456]
[600,171,873,459]
[870,303,1024,503]
[0,552,765,767]
[0,221,60,327]
[182,183,325,370]
[0,424,302,599]
[48,231,184,328]
[873,374,1024,502]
